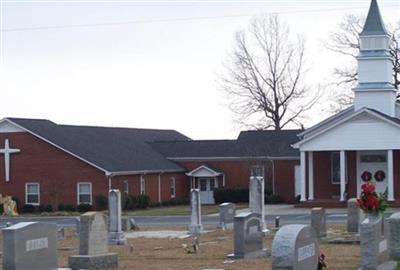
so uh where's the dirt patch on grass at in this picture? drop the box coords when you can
[55,225,360,270]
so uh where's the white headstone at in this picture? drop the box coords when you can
[108,189,127,245]
[310,207,326,238]
[189,189,203,235]
[249,176,266,232]
[218,202,236,229]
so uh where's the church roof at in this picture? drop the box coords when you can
[6,118,190,174]
[360,0,388,36]
[151,129,301,159]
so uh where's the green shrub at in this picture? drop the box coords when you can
[64,204,76,212]
[213,187,249,204]
[22,204,36,213]
[265,194,284,204]
[77,204,92,212]
[137,194,150,209]
[94,194,108,210]
[58,203,65,211]
[39,204,53,212]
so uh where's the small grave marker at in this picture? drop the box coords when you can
[218,202,236,229]
[310,207,326,238]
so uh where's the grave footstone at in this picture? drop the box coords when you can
[360,214,395,269]
[108,189,127,245]
[271,224,319,270]
[249,176,267,232]
[218,202,236,229]
[3,222,58,270]
[227,212,268,259]
[69,212,118,269]
[310,207,326,238]
[347,198,362,233]
[188,189,203,235]
[388,212,400,261]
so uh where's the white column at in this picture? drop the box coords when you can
[308,151,314,200]
[300,151,306,202]
[388,150,394,201]
[340,150,346,202]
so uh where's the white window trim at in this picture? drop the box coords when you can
[170,177,176,198]
[77,182,92,205]
[140,175,145,194]
[25,182,40,205]
[331,152,348,185]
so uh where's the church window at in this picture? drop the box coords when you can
[140,175,146,194]
[123,180,129,194]
[331,152,348,184]
[170,177,176,198]
[25,183,40,205]
[78,182,92,205]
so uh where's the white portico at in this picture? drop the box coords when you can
[293,0,398,202]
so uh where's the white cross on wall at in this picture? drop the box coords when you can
[0,139,20,182]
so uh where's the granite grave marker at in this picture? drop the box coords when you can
[310,207,326,238]
[108,189,127,245]
[189,189,203,235]
[3,222,58,270]
[249,176,267,232]
[271,224,319,270]
[218,202,236,229]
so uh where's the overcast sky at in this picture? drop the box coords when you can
[0,0,399,139]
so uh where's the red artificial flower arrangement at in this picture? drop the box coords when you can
[357,182,388,215]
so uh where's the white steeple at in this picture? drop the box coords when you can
[353,0,396,116]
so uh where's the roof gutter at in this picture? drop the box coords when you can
[168,156,300,161]
[106,168,185,177]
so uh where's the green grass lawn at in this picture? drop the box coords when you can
[125,203,249,216]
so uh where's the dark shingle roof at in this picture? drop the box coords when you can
[152,129,301,159]
[360,0,388,36]
[7,118,190,173]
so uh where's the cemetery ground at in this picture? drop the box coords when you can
[0,224,360,269]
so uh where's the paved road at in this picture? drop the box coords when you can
[0,212,395,228]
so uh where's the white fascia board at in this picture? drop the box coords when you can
[186,165,221,177]
[4,118,109,174]
[298,106,354,137]
[169,156,299,161]
[106,168,185,177]
[294,108,400,148]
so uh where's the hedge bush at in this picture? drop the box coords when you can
[94,194,108,210]
[137,194,150,209]
[63,204,76,212]
[39,204,53,212]
[22,204,36,213]
[213,187,249,204]
[77,203,92,212]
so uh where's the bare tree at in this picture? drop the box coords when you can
[220,15,318,130]
[326,14,400,110]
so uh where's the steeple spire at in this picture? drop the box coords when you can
[360,0,388,36]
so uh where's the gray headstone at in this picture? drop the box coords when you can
[388,212,400,261]
[188,189,203,235]
[69,212,118,269]
[108,189,127,245]
[3,222,58,270]
[249,176,266,232]
[347,198,361,233]
[121,217,130,231]
[272,224,319,270]
[360,214,392,269]
[218,202,236,229]
[227,212,267,259]
[310,207,326,238]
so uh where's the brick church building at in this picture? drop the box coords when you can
[1,0,396,209]
[0,117,300,208]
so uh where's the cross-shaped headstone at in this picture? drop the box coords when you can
[0,139,20,182]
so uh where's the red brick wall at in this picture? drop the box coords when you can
[0,132,108,209]
[111,172,189,204]
[313,151,340,199]
[273,160,300,203]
